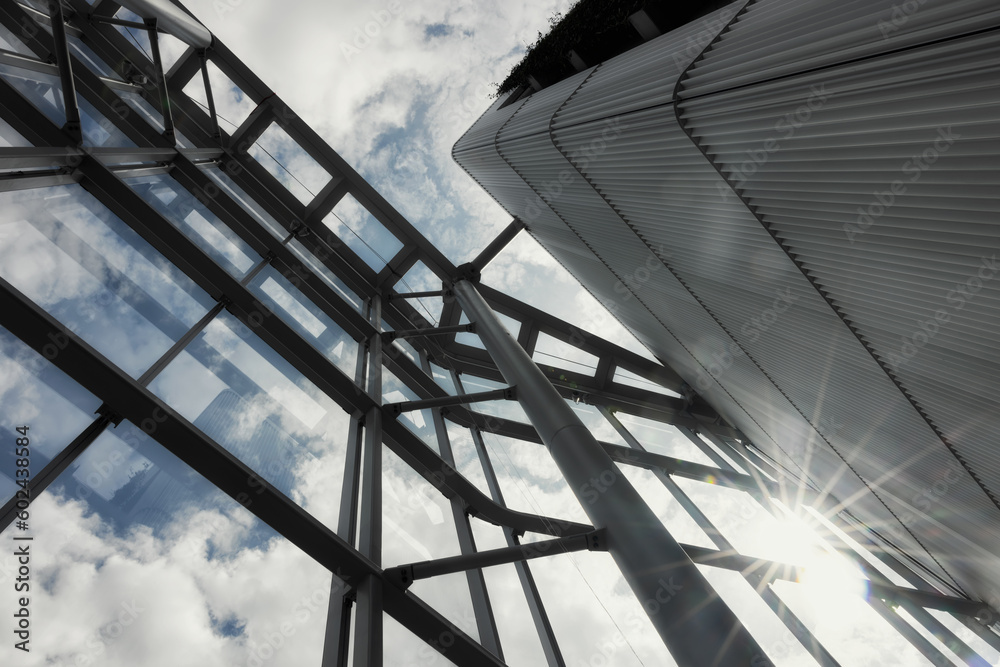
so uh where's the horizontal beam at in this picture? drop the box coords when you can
[385,323,475,340]
[386,387,515,416]
[385,530,606,588]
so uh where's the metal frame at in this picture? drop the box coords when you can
[0,2,997,666]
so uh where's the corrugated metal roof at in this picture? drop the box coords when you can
[453,0,1000,599]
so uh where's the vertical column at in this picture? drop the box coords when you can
[453,278,766,667]
[355,296,383,666]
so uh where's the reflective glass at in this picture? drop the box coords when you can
[460,374,529,425]
[532,331,599,376]
[430,362,456,395]
[396,260,444,325]
[614,412,715,465]
[456,310,520,350]
[125,173,262,279]
[147,310,350,529]
[249,123,332,205]
[772,577,935,665]
[325,193,404,271]
[0,325,102,503]
[182,58,257,131]
[444,421,491,497]
[468,519,548,666]
[0,62,135,147]
[479,432,589,525]
[204,166,288,240]
[287,238,364,314]
[246,265,358,377]
[697,567,820,667]
[0,22,33,55]
[382,367,438,452]
[568,399,629,447]
[67,34,122,80]
[0,185,214,378]
[0,115,30,147]
[0,418,332,667]
[382,445,478,644]
[613,365,682,398]
[617,465,715,549]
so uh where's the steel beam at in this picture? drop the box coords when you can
[386,387,515,415]
[453,278,766,666]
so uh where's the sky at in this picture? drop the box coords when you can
[1,1,999,665]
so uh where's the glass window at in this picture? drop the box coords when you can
[0,115,30,147]
[67,34,122,80]
[287,238,364,314]
[613,365,682,398]
[0,22,33,56]
[479,432,589,525]
[568,399,629,447]
[147,310,351,530]
[125,173,262,279]
[430,362,456,395]
[0,417,332,666]
[532,331,599,376]
[614,412,716,465]
[0,185,214,378]
[246,265,359,377]
[396,260,444,325]
[325,193,404,271]
[444,421,491,498]
[182,58,257,131]
[249,123,332,205]
[383,445,479,645]
[204,166,288,240]
[460,374,529,425]
[382,367,438,452]
[0,325,102,503]
[384,614,460,667]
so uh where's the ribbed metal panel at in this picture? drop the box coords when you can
[453,0,1000,598]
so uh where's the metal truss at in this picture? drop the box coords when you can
[0,1,998,665]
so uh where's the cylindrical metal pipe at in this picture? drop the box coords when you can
[117,0,212,48]
[453,279,768,667]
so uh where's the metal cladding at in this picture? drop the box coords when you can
[453,0,1000,603]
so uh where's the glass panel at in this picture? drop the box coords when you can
[325,193,404,271]
[125,172,262,279]
[382,445,479,643]
[457,310,520,350]
[147,310,351,529]
[204,166,288,240]
[698,566,820,666]
[772,577,935,665]
[382,367,438,452]
[0,185,214,377]
[0,62,66,124]
[0,325,102,503]
[0,21,33,56]
[613,365,683,398]
[112,8,152,58]
[0,115,30,147]
[926,610,1000,665]
[182,58,257,132]
[460,374,529,424]
[532,331,599,375]
[396,260,444,325]
[246,265,358,377]
[430,363,456,395]
[614,412,716,465]
[0,418,332,666]
[479,432,589,525]
[617,465,716,549]
[469,519,548,666]
[444,421,491,498]
[697,432,745,470]
[528,549,674,667]
[249,123,332,205]
[67,34,122,80]
[287,238,364,313]
[568,399,629,447]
